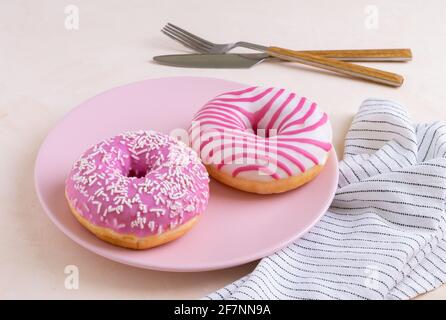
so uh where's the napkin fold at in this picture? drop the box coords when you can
[207,99,446,300]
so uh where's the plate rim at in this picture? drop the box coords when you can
[34,76,339,272]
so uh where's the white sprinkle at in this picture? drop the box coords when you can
[92,201,102,214]
[169,220,178,230]
[130,215,146,229]
[170,192,185,200]
[88,175,97,186]
[149,208,165,217]
[139,204,148,213]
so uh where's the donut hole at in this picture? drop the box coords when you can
[125,161,151,179]
[247,126,278,139]
[126,168,147,178]
[242,114,280,139]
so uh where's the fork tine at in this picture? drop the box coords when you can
[161,28,207,53]
[162,25,212,52]
[165,23,214,49]
[162,27,209,52]
[163,25,212,51]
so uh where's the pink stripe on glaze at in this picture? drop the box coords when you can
[233,165,281,180]
[276,137,332,151]
[195,109,244,126]
[212,87,274,103]
[277,97,307,132]
[197,120,240,130]
[277,143,319,165]
[202,137,307,173]
[205,102,254,122]
[265,93,295,132]
[282,113,328,135]
[281,102,317,132]
[217,86,258,97]
[216,152,293,176]
[252,89,284,131]
[195,105,247,128]
[193,114,241,127]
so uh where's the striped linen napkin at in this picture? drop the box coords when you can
[207,99,446,300]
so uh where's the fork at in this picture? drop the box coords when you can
[162,23,407,87]
[162,23,412,62]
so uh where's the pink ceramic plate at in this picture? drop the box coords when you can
[34,77,338,272]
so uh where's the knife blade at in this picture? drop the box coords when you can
[153,53,269,68]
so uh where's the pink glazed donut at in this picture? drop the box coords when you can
[65,130,210,249]
[189,86,332,194]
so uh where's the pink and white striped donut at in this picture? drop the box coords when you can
[189,86,332,194]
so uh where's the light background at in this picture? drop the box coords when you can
[1,0,445,299]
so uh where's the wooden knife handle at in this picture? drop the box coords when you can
[267,46,404,87]
[300,48,412,62]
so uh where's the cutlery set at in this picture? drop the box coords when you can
[154,23,412,87]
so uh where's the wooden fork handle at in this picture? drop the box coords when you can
[267,46,404,87]
[300,48,412,62]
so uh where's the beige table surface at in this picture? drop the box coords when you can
[1,0,445,299]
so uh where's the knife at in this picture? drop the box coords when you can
[153,48,412,69]
[153,53,269,68]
